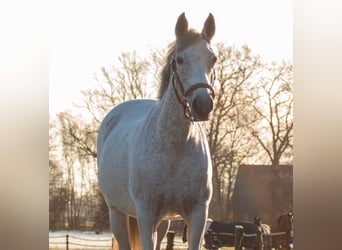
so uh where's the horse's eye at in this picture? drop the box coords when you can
[176,56,184,65]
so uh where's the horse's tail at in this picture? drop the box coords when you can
[112,237,119,250]
[129,216,142,250]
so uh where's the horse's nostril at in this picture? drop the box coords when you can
[192,96,213,118]
[192,98,200,113]
[192,98,205,116]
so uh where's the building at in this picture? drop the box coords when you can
[231,165,293,226]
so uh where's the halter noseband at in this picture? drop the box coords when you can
[169,55,216,121]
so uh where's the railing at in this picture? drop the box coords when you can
[49,233,114,249]
[206,226,292,250]
[50,229,292,250]
[167,226,293,250]
[49,232,187,250]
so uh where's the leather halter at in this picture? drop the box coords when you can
[169,55,216,121]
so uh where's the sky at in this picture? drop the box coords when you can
[49,0,292,116]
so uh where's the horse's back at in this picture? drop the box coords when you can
[97,99,156,156]
[209,221,258,234]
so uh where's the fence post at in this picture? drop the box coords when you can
[166,231,175,250]
[205,229,213,249]
[285,228,293,250]
[234,225,244,250]
[66,234,69,250]
[255,229,263,250]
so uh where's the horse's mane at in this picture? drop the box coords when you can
[157,29,203,100]
[157,42,176,100]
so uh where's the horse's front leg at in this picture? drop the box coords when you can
[108,207,131,250]
[136,202,160,250]
[186,204,208,250]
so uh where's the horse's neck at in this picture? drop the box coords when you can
[155,81,195,147]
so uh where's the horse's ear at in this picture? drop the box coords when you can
[201,13,215,42]
[175,12,188,38]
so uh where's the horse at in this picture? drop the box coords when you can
[182,218,270,250]
[97,12,217,250]
[271,211,293,250]
[254,216,271,250]
[253,217,271,233]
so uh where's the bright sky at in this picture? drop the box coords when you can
[49,0,292,116]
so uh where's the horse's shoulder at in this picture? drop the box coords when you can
[98,99,157,151]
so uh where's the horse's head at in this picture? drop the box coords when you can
[286,211,294,232]
[171,13,217,121]
[277,211,294,233]
[254,216,262,226]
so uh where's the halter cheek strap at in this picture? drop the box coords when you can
[170,55,216,121]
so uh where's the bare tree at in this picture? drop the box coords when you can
[206,44,263,220]
[56,112,94,230]
[49,117,68,230]
[250,61,293,166]
[78,51,155,124]
[93,189,110,231]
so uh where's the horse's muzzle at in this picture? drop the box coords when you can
[191,91,214,121]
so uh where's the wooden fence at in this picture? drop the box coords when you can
[167,226,292,250]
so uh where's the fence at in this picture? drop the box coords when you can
[49,233,114,249]
[168,226,293,250]
[49,229,292,250]
[49,232,187,250]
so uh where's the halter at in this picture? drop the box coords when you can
[169,55,216,121]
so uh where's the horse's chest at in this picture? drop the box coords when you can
[128,130,212,212]
[132,173,209,216]
[129,153,211,205]
[134,152,208,183]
